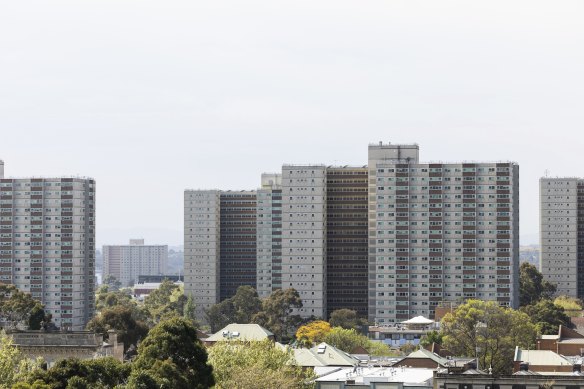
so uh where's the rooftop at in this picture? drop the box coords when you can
[205,323,274,342]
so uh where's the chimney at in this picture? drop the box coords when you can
[0,160,4,179]
[519,362,529,371]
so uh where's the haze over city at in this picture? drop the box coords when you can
[2,0,584,247]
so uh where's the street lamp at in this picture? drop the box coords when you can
[475,321,487,371]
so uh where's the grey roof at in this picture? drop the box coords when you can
[205,323,274,342]
[514,347,573,366]
[291,342,360,367]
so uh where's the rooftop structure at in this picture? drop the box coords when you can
[315,366,434,389]
[204,323,274,344]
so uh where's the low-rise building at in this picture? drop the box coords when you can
[290,342,360,368]
[369,316,437,347]
[513,347,575,374]
[537,325,584,356]
[392,348,474,371]
[203,323,274,345]
[315,366,434,389]
[9,330,123,366]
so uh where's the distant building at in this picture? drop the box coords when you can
[103,239,167,287]
[137,274,183,283]
[0,160,95,330]
[184,143,520,324]
[540,178,584,298]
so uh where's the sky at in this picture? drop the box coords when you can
[1,0,583,247]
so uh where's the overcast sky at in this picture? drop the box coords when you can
[1,1,583,247]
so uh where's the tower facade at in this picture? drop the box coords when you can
[540,178,584,298]
[0,161,95,330]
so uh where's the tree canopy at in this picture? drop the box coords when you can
[520,299,571,335]
[132,317,214,389]
[519,262,556,307]
[0,283,48,330]
[328,309,367,331]
[441,299,537,376]
[0,331,43,389]
[554,295,583,315]
[143,279,187,325]
[86,305,149,354]
[251,288,303,342]
[205,286,262,333]
[295,320,331,347]
[323,327,395,356]
[208,340,313,389]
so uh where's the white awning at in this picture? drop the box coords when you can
[401,316,434,325]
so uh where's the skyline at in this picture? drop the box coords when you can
[2,1,584,247]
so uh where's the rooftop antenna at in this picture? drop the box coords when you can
[545,169,550,178]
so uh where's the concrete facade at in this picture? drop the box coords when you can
[0,161,95,330]
[369,144,519,323]
[256,174,282,298]
[184,190,221,319]
[540,178,584,298]
[103,239,167,287]
[281,165,327,317]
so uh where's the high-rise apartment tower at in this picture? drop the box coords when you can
[540,178,584,298]
[103,239,168,287]
[0,160,95,330]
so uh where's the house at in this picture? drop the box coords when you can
[8,329,124,367]
[315,366,434,389]
[369,316,437,347]
[290,342,360,368]
[537,325,584,356]
[203,323,274,345]
[513,347,575,373]
[435,365,584,389]
[391,348,474,371]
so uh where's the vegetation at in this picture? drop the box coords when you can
[0,331,43,389]
[26,357,130,389]
[132,317,214,389]
[205,286,262,332]
[251,288,304,342]
[554,295,583,316]
[419,330,443,348]
[441,299,537,375]
[86,305,149,354]
[142,279,187,325]
[323,327,395,356]
[519,263,556,307]
[328,309,367,331]
[101,275,122,292]
[208,340,314,389]
[520,299,572,335]
[295,320,331,347]
[0,283,49,330]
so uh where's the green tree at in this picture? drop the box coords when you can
[204,286,262,333]
[205,300,236,333]
[183,294,198,326]
[102,275,122,292]
[252,288,303,342]
[328,309,367,331]
[441,299,537,376]
[25,357,130,389]
[323,327,395,356]
[0,331,43,389]
[143,280,187,325]
[132,317,214,389]
[94,285,137,313]
[519,262,556,307]
[208,340,313,389]
[295,320,332,347]
[419,330,443,348]
[86,305,149,353]
[0,284,48,330]
[554,295,583,316]
[521,299,572,335]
